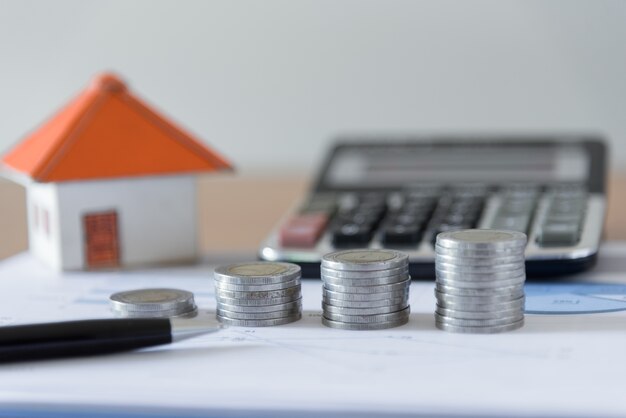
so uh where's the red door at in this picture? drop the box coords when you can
[84,211,120,268]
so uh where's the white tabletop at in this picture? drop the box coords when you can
[1,245,626,418]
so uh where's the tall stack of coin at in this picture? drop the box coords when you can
[321,249,411,330]
[434,229,527,334]
[214,262,302,326]
[110,288,198,318]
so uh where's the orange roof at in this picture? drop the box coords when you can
[1,73,232,182]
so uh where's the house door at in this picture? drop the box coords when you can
[84,211,120,268]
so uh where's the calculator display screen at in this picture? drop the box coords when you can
[322,142,590,189]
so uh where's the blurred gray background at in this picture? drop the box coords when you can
[1,0,624,174]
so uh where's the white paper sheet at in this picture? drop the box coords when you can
[1,245,626,418]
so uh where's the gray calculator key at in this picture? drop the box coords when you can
[500,184,540,197]
[499,200,536,215]
[537,222,581,246]
[490,215,531,233]
[548,183,587,197]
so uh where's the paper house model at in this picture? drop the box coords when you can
[1,73,232,271]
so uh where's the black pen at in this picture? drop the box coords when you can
[0,317,221,363]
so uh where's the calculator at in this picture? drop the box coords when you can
[259,137,607,278]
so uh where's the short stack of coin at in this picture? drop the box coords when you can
[321,249,411,330]
[110,288,198,318]
[434,229,527,334]
[213,262,302,327]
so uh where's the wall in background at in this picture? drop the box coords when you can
[1,0,624,175]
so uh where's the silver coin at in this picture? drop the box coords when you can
[434,245,526,258]
[111,301,196,313]
[321,249,409,272]
[323,287,408,302]
[323,279,410,294]
[112,306,198,319]
[322,316,409,330]
[436,275,525,289]
[436,261,525,274]
[436,268,526,281]
[435,312,524,327]
[435,306,523,320]
[436,295,525,308]
[436,276,525,290]
[214,278,300,292]
[216,307,301,320]
[322,302,409,316]
[216,298,302,313]
[214,286,301,300]
[436,272,526,286]
[109,288,195,312]
[323,295,409,308]
[216,294,301,306]
[435,294,525,311]
[217,313,301,327]
[435,254,526,267]
[111,302,196,313]
[436,260,525,274]
[213,262,301,284]
[436,229,527,250]
[321,265,409,279]
[435,318,524,334]
[321,273,410,287]
[435,284,525,299]
[324,306,410,324]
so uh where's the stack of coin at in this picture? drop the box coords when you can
[434,229,527,334]
[321,249,411,330]
[213,262,302,327]
[110,288,198,318]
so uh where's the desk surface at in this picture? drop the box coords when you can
[1,245,626,417]
[1,172,625,260]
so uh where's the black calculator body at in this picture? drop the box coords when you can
[260,137,607,279]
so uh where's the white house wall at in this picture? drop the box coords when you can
[26,182,62,270]
[56,175,197,270]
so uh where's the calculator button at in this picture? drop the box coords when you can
[490,215,532,232]
[380,212,427,245]
[403,199,437,211]
[330,194,387,246]
[548,198,586,216]
[427,194,485,245]
[404,184,442,200]
[536,222,581,246]
[393,213,427,226]
[332,222,374,246]
[487,188,538,234]
[548,183,587,198]
[379,190,436,245]
[335,211,379,225]
[383,212,428,228]
[536,192,587,247]
[381,224,423,246]
[279,213,329,248]
[387,193,405,211]
[500,184,540,197]
[442,213,473,225]
[499,200,536,214]
[450,184,489,198]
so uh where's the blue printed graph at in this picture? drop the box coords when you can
[525,283,626,314]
